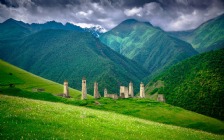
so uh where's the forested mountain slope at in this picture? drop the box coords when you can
[100,19,197,76]
[146,49,224,120]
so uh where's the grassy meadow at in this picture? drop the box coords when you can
[0,95,224,140]
[0,59,85,98]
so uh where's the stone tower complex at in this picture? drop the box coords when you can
[94,82,100,99]
[82,77,87,100]
[77,78,147,99]
[63,80,69,97]
[140,82,145,98]
[129,81,134,97]
[120,86,129,98]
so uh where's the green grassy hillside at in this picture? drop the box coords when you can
[169,14,224,53]
[1,95,224,140]
[0,59,82,98]
[0,26,147,95]
[1,87,224,134]
[100,19,197,75]
[1,60,224,134]
[146,49,224,120]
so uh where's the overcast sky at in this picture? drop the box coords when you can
[0,0,224,31]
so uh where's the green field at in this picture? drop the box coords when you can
[1,87,224,134]
[1,59,224,139]
[0,95,223,140]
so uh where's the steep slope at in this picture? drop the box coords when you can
[0,59,82,98]
[0,29,147,95]
[100,19,197,75]
[146,49,224,120]
[1,95,223,139]
[169,14,224,53]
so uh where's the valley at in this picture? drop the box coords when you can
[0,12,224,139]
[0,19,147,95]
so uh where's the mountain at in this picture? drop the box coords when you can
[169,14,224,53]
[0,19,147,95]
[99,19,198,77]
[84,26,106,38]
[146,48,224,120]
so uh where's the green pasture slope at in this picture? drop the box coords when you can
[1,87,224,135]
[0,95,224,140]
[0,59,82,98]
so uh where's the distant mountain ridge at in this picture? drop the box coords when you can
[100,19,198,77]
[0,18,104,39]
[31,21,84,32]
[169,14,224,53]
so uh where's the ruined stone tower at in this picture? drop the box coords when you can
[120,86,129,98]
[104,88,108,97]
[157,94,165,102]
[140,82,145,98]
[129,81,134,97]
[63,80,69,97]
[81,77,87,100]
[94,82,100,99]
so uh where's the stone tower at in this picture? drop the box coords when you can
[157,94,165,102]
[140,82,145,98]
[129,81,134,97]
[63,80,69,97]
[120,86,129,98]
[94,82,100,99]
[104,88,108,97]
[81,77,87,100]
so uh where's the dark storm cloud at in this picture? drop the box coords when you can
[123,0,224,31]
[159,0,218,9]
[0,0,19,7]
[30,0,81,8]
[0,0,223,31]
